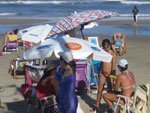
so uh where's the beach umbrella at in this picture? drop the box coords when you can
[18,24,53,43]
[21,36,112,63]
[49,10,117,39]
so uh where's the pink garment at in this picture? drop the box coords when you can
[25,68,33,86]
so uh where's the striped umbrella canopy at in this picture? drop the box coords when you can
[49,10,117,36]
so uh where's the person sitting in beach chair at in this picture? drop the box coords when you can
[21,62,59,113]
[112,32,126,56]
[103,59,136,113]
[3,33,18,52]
[116,83,149,113]
[9,56,33,79]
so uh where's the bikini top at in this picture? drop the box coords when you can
[114,39,123,44]
[121,70,136,90]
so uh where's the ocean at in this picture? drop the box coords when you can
[0,0,150,37]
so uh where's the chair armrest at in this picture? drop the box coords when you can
[40,95,55,101]
[117,95,128,102]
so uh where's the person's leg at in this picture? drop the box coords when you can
[107,77,113,91]
[9,60,14,75]
[119,45,123,56]
[103,93,124,108]
[112,45,117,55]
[96,74,106,110]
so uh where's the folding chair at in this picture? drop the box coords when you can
[4,34,18,52]
[22,68,58,113]
[114,83,150,113]
[9,58,33,79]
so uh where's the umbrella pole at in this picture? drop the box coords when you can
[80,30,85,39]
[90,60,98,90]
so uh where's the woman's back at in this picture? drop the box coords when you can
[119,71,135,97]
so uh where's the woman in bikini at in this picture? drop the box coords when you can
[112,32,126,56]
[94,39,117,111]
[103,59,136,112]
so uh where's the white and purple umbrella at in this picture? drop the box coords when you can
[21,36,112,63]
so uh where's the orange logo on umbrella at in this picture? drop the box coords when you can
[65,42,82,50]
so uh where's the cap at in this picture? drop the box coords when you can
[117,59,128,68]
[45,62,56,71]
[59,52,73,63]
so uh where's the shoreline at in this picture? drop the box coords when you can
[1,17,150,37]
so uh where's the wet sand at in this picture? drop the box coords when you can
[0,18,150,113]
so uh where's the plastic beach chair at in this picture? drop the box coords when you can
[22,68,58,113]
[114,83,150,113]
[4,35,18,52]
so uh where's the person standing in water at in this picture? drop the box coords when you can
[132,5,139,27]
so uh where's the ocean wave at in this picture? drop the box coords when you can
[0,13,22,16]
[0,0,150,5]
[96,0,150,5]
[121,0,150,5]
[0,0,71,5]
[117,14,150,17]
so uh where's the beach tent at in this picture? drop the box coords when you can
[18,24,53,43]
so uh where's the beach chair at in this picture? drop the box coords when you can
[112,33,126,55]
[88,36,101,47]
[114,83,150,113]
[75,60,91,94]
[22,68,58,113]
[4,34,18,52]
[90,60,100,88]
[9,58,33,79]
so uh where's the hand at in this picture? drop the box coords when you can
[90,105,99,112]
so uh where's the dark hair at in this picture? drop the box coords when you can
[69,60,76,74]
[42,67,56,80]
[102,39,110,47]
[60,56,76,74]
[14,29,19,35]
[134,5,137,9]
[119,65,128,71]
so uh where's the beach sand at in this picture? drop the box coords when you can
[0,18,150,113]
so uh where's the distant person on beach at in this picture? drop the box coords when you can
[112,32,126,56]
[103,59,136,112]
[132,5,139,27]
[94,39,117,111]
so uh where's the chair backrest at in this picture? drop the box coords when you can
[75,61,90,93]
[7,34,18,41]
[133,83,150,113]
[6,35,18,48]
[88,36,100,47]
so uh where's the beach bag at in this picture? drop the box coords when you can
[21,83,37,105]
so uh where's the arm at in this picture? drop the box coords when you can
[52,78,60,95]
[112,33,117,45]
[114,75,121,91]
[97,62,102,78]
[111,52,117,75]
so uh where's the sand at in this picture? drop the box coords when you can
[0,18,150,113]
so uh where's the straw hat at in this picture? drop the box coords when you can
[59,52,73,63]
